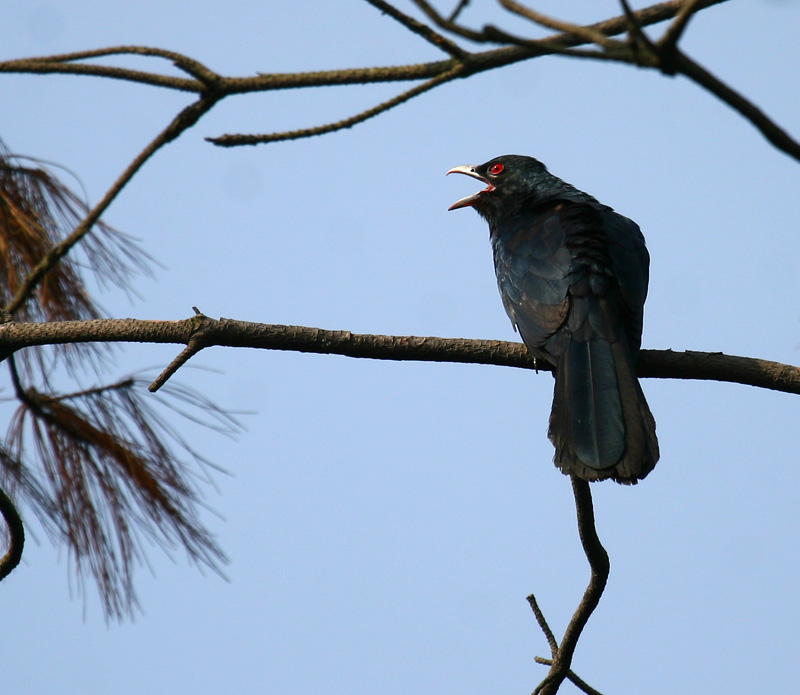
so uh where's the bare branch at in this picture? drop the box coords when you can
[0,485,24,583]
[448,0,471,24]
[363,0,468,58]
[674,52,800,162]
[471,1,800,164]
[9,0,794,167]
[412,0,488,42]
[498,0,615,48]
[527,592,558,655]
[415,0,728,45]
[534,478,609,695]
[150,309,208,391]
[0,49,454,93]
[659,0,707,51]
[24,45,221,86]
[209,67,463,147]
[533,656,606,695]
[1,316,799,397]
[0,2,728,89]
[0,51,202,93]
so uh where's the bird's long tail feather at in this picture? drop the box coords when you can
[549,338,658,483]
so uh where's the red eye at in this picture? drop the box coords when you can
[488,163,504,176]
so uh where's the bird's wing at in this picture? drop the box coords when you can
[492,200,649,357]
[601,211,650,351]
[491,204,574,357]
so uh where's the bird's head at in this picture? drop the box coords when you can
[447,155,569,220]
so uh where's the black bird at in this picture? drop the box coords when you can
[448,155,658,483]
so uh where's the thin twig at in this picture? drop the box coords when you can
[209,67,462,147]
[498,0,615,48]
[55,377,136,401]
[363,0,468,58]
[659,0,707,52]
[415,0,727,45]
[0,55,201,92]
[148,340,204,392]
[413,0,488,42]
[147,308,209,392]
[448,0,471,23]
[527,593,558,655]
[619,0,659,51]
[23,45,221,86]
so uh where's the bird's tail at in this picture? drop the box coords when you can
[548,338,659,483]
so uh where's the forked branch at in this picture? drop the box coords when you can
[524,478,609,694]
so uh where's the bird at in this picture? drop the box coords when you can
[448,155,658,483]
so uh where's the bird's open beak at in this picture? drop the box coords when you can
[446,165,492,210]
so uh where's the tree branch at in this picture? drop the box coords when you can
[0,47,203,92]
[534,478,609,695]
[208,67,463,147]
[363,0,468,58]
[0,486,24,583]
[533,655,605,695]
[0,316,798,396]
[11,0,787,164]
[470,0,800,163]
[527,592,559,655]
[659,0,708,52]
[673,51,800,162]
[413,0,728,45]
[497,0,615,49]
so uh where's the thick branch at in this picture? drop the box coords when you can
[0,316,797,396]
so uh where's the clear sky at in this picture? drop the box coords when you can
[2,1,800,693]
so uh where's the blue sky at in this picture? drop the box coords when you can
[2,1,800,693]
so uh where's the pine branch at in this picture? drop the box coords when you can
[3,97,217,317]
